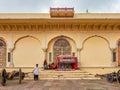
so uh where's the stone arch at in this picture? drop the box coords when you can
[47,35,76,47]
[13,35,44,67]
[53,38,71,63]
[47,35,77,64]
[0,37,7,67]
[13,35,41,51]
[82,35,110,50]
[81,35,111,67]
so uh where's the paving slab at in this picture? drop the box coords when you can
[0,79,120,90]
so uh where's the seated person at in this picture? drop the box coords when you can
[43,59,48,69]
[49,62,57,69]
[44,64,48,69]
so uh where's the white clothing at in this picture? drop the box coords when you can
[34,67,39,75]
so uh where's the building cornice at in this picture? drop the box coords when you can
[0,19,120,31]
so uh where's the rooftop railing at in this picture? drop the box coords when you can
[50,8,74,17]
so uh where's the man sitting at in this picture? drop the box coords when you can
[49,63,57,69]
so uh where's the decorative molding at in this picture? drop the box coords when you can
[42,48,47,52]
[77,48,82,52]
[0,23,120,31]
[110,48,117,52]
[8,48,14,52]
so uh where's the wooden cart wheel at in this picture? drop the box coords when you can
[107,74,114,83]
[19,68,22,84]
[1,69,7,86]
[117,70,120,83]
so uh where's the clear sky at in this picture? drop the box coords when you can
[0,0,120,13]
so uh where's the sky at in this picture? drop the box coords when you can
[0,0,120,13]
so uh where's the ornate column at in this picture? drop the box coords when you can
[42,48,47,64]
[8,48,14,67]
[77,48,81,68]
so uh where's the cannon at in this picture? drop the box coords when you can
[0,68,24,86]
[117,70,120,83]
[6,70,25,80]
[106,70,120,83]
[0,69,7,86]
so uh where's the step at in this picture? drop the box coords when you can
[24,70,101,80]
[26,75,96,78]
[39,77,101,80]
[40,74,94,76]
[24,77,101,80]
[40,70,86,73]
[40,71,91,73]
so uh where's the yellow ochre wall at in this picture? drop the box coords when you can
[0,13,120,74]
[0,30,120,74]
[81,36,111,67]
[13,37,44,67]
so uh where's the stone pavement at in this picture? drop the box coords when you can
[0,79,120,90]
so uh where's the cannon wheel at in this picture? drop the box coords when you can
[106,74,114,83]
[117,70,120,83]
[0,69,7,86]
[19,68,22,84]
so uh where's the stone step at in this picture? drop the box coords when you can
[40,73,91,76]
[40,70,86,73]
[40,74,91,76]
[39,75,95,77]
[24,76,100,80]
[24,70,101,80]
[40,73,90,75]
[39,76,95,78]
[26,75,95,78]
[40,72,90,74]
[40,71,89,73]
[39,77,101,80]
[40,75,92,78]
[39,75,94,77]
[25,75,96,78]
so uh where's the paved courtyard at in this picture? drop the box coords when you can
[0,79,120,90]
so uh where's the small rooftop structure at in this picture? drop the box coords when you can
[50,8,74,18]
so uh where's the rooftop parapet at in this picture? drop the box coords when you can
[50,8,74,18]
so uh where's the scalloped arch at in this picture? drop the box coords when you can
[13,35,40,51]
[82,35,110,50]
[47,35,76,47]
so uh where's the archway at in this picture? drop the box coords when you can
[47,36,77,64]
[81,36,111,67]
[53,38,71,63]
[13,36,44,67]
[0,39,6,67]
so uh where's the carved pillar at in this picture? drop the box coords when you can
[8,48,14,67]
[77,48,81,68]
[42,48,47,64]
